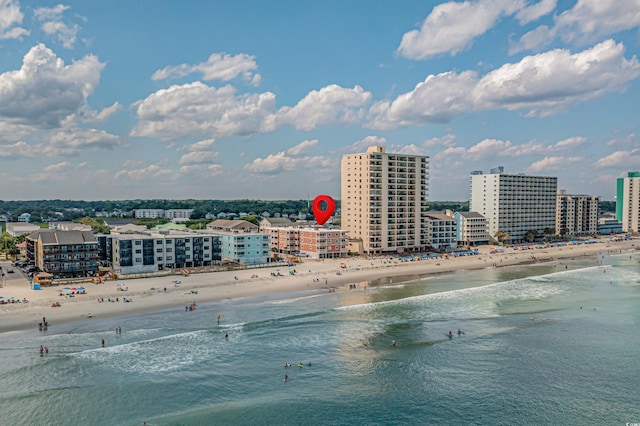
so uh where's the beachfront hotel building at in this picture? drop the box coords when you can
[206,219,270,265]
[616,171,640,233]
[556,190,600,237]
[98,231,222,275]
[422,212,457,250]
[26,230,99,278]
[341,146,429,254]
[450,211,489,246]
[260,222,349,259]
[470,167,557,243]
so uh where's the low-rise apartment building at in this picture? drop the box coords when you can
[26,230,99,278]
[451,211,489,246]
[98,231,222,275]
[207,219,270,265]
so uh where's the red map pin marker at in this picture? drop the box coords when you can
[312,195,335,225]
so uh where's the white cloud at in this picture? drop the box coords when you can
[509,25,555,55]
[152,52,261,86]
[0,141,34,158]
[179,138,216,152]
[388,143,428,156]
[85,102,122,122]
[595,150,640,168]
[34,4,80,49]
[33,4,69,20]
[342,135,387,153]
[131,82,277,140]
[397,0,524,59]
[114,163,174,180]
[244,152,296,174]
[0,0,28,39]
[515,0,556,25]
[132,82,374,140]
[423,133,456,148]
[512,0,640,53]
[475,40,640,115]
[372,40,640,128]
[550,136,586,150]
[287,139,318,156]
[273,85,372,130]
[178,164,224,177]
[244,150,334,176]
[40,128,121,157]
[178,151,219,164]
[527,156,583,172]
[368,71,478,128]
[0,44,105,128]
[32,161,90,182]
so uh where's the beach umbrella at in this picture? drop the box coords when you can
[0,296,3,299]
[8,296,14,300]
[71,288,77,291]
[77,287,85,291]
[63,287,71,290]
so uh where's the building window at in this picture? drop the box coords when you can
[135,241,142,245]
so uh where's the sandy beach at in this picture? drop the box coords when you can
[1,238,637,333]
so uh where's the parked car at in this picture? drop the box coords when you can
[7,268,14,273]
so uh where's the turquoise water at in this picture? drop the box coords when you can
[1,253,639,426]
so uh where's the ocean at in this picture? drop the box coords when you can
[1,252,639,426]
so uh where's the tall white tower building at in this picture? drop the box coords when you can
[470,167,557,242]
[341,146,429,254]
[616,171,640,233]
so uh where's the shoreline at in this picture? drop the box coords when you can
[1,239,637,333]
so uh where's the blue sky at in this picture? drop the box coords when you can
[1,0,639,201]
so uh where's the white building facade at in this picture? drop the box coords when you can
[134,209,194,219]
[452,211,489,246]
[616,171,640,233]
[470,167,557,242]
[341,146,429,254]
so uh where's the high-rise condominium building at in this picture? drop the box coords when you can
[341,146,429,254]
[556,190,600,237]
[470,167,557,242]
[616,171,640,233]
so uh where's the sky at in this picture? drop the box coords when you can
[1,0,639,202]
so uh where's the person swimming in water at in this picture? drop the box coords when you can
[392,339,396,346]
[284,374,288,382]
[457,328,463,336]
[448,330,453,337]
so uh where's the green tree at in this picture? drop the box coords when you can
[79,217,111,234]
[524,230,537,242]
[240,215,260,226]
[494,230,511,244]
